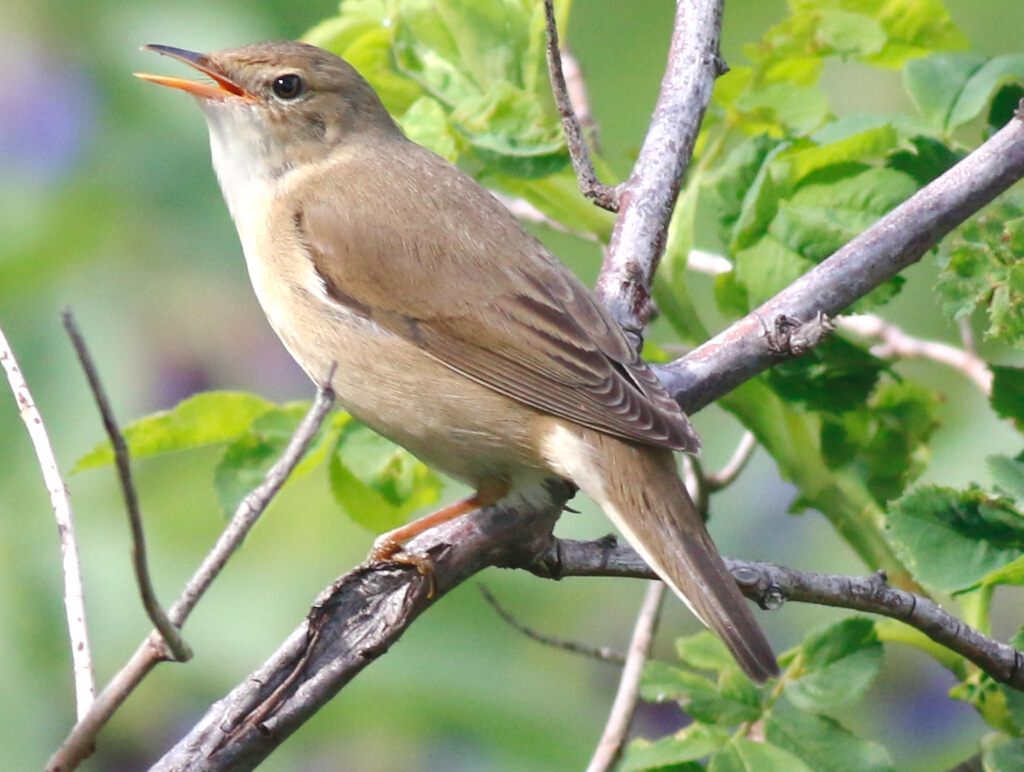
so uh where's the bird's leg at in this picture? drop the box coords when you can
[369,478,510,568]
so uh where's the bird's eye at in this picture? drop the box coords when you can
[272,73,304,100]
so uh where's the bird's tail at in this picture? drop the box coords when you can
[545,425,778,683]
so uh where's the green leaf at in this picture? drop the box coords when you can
[937,200,1024,347]
[784,618,883,711]
[988,455,1024,507]
[781,126,900,186]
[821,380,940,505]
[901,53,1024,133]
[886,135,962,185]
[886,485,1024,592]
[989,83,1024,135]
[734,234,814,308]
[860,0,968,69]
[904,53,987,132]
[764,710,896,772]
[708,738,814,772]
[639,661,762,725]
[991,366,1024,426]
[734,82,830,136]
[212,403,338,516]
[766,336,885,414]
[676,631,738,674]
[329,423,443,533]
[701,134,786,250]
[75,392,277,472]
[621,724,729,772]
[948,55,1024,132]
[400,96,460,161]
[983,736,1024,772]
[816,10,887,57]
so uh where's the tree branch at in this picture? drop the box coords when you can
[63,313,192,663]
[536,538,1024,690]
[598,0,726,345]
[656,110,1024,414]
[0,322,95,720]
[46,377,337,772]
[148,484,571,772]
[585,581,664,772]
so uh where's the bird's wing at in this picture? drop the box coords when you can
[291,140,698,452]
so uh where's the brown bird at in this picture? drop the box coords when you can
[137,41,778,682]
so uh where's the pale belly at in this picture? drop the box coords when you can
[266,287,548,488]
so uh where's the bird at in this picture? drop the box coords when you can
[136,41,778,682]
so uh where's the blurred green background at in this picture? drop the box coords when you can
[3,0,1024,770]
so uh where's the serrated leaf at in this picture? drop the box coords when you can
[329,423,443,533]
[640,661,762,725]
[862,0,968,69]
[708,738,815,772]
[904,53,990,133]
[620,724,729,772]
[75,392,277,472]
[765,710,896,772]
[991,366,1024,426]
[887,485,1024,592]
[947,55,1024,132]
[785,618,883,711]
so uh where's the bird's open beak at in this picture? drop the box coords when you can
[135,44,253,101]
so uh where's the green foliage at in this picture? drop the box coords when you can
[937,197,1024,349]
[624,621,890,771]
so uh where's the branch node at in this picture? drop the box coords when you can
[759,311,835,356]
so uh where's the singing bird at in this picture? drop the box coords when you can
[137,41,777,682]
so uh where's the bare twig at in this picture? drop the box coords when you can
[586,581,665,772]
[705,432,758,492]
[63,313,191,662]
[599,0,726,345]
[561,50,599,150]
[0,322,95,720]
[657,112,1024,414]
[839,314,993,395]
[537,538,1024,690]
[543,0,620,212]
[45,374,337,772]
[478,584,625,665]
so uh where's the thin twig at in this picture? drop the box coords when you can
[0,322,95,720]
[561,50,599,151]
[705,432,758,492]
[478,584,625,665]
[839,314,993,395]
[538,538,1024,690]
[543,0,619,212]
[63,313,191,662]
[587,582,665,772]
[45,373,337,772]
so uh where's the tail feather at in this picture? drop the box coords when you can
[543,424,778,682]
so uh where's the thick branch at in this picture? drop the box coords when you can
[598,0,725,344]
[149,485,570,772]
[657,112,1024,414]
[539,538,1024,690]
